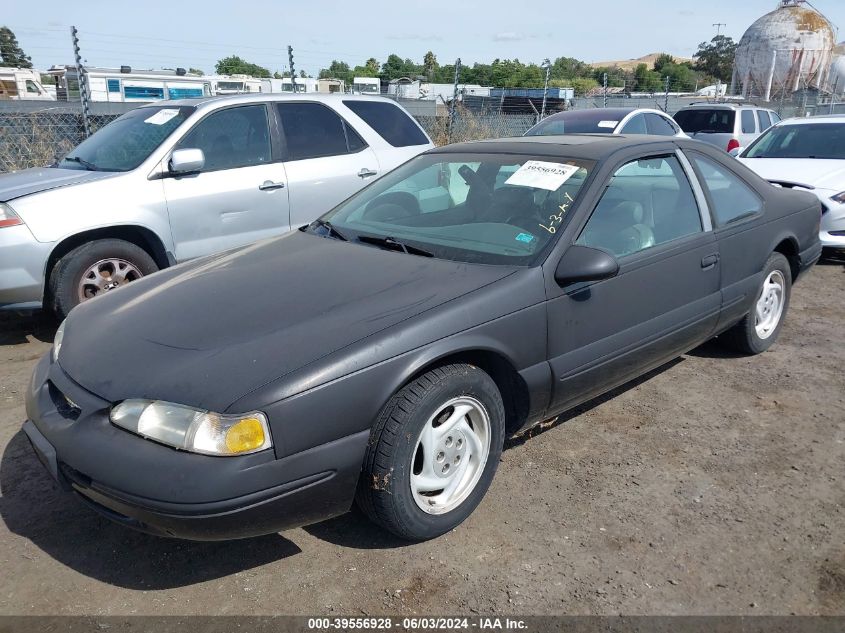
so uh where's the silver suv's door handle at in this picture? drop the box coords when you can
[358,168,378,178]
[259,180,285,191]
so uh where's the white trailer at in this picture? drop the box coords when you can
[260,77,319,93]
[48,66,211,102]
[0,68,55,101]
[352,77,380,95]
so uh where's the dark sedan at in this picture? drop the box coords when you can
[24,135,822,542]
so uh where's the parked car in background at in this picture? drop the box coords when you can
[524,108,686,138]
[673,103,780,153]
[736,114,845,251]
[0,94,433,317]
[24,135,820,542]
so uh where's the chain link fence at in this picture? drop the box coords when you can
[2,96,843,173]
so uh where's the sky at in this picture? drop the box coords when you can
[5,0,845,76]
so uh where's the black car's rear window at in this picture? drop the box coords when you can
[343,100,429,147]
[673,109,735,134]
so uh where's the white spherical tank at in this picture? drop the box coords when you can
[831,43,845,95]
[733,1,836,99]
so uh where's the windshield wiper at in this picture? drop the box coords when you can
[63,155,100,171]
[357,235,434,257]
[310,219,348,241]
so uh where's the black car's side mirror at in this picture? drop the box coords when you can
[554,245,619,286]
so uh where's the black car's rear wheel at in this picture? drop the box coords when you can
[356,364,505,541]
[722,252,792,355]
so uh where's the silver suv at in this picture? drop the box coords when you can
[0,94,433,316]
[673,103,781,153]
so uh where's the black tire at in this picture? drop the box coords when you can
[49,239,158,319]
[722,252,792,355]
[356,364,505,541]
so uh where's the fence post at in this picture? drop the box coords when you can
[603,73,608,108]
[664,75,670,113]
[447,58,462,143]
[71,26,91,138]
[288,46,296,92]
[540,58,551,120]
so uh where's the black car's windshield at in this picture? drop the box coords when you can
[743,123,845,159]
[525,110,629,135]
[59,105,194,172]
[317,153,594,265]
[673,109,735,134]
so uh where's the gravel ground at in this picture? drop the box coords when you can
[0,254,843,617]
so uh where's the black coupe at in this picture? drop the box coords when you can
[24,135,822,541]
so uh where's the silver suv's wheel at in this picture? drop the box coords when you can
[356,364,505,541]
[49,239,158,318]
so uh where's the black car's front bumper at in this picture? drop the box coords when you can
[23,354,369,541]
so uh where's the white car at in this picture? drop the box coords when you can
[736,115,845,250]
[524,108,687,138]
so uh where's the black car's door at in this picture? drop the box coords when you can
[545,151,721,414]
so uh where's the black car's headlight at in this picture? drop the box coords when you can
[52,320,66,363]
[110,400,272,456]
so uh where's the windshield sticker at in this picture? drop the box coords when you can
[144,108,180,125]
[515,232,536,244]
[597,120,618,129]
[505,161,579,192]
[539,192,575,234]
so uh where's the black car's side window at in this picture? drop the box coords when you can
[276,102,367,161]
[178,105,272,172]
[689,154,763,226]
[576,155,702,258]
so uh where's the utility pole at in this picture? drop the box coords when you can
[288,46,296,92]
[540,58,551,121]
[603,72,608,108]
[70,26,90,138]
[712,23,726,36]
[447,58,462,143]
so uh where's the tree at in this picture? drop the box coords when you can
[0,26,32,68]
[653,53,675,73]
[364,58,379,75]
[300,70,307,78]
[694,35,737,81]
[423,51,438,81]
[215,55,271,78]
[188,67,204,76]
[319,60,352,83]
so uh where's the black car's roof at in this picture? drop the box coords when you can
[431,134,679,162]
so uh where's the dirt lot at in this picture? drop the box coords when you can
[0,255,843,617]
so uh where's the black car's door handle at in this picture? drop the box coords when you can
[701,253,720,270]
[259,181,285,191]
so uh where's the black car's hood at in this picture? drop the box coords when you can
[59,231,516,412]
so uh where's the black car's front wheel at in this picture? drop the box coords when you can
[356,364,505,541]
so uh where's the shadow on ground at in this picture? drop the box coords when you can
[0,431,301,589]
[0,311,57,346]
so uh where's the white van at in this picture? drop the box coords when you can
[0,68,55,101]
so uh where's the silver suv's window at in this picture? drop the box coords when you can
[343,100,429,147]
[690,153,762,226]
[673,109,734,134]
[277,102,366,161]
[59,105,194,172]
[757,110,771,131]
[576,155,701,258]
[741,110,756,134]
[177,104,271,171]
